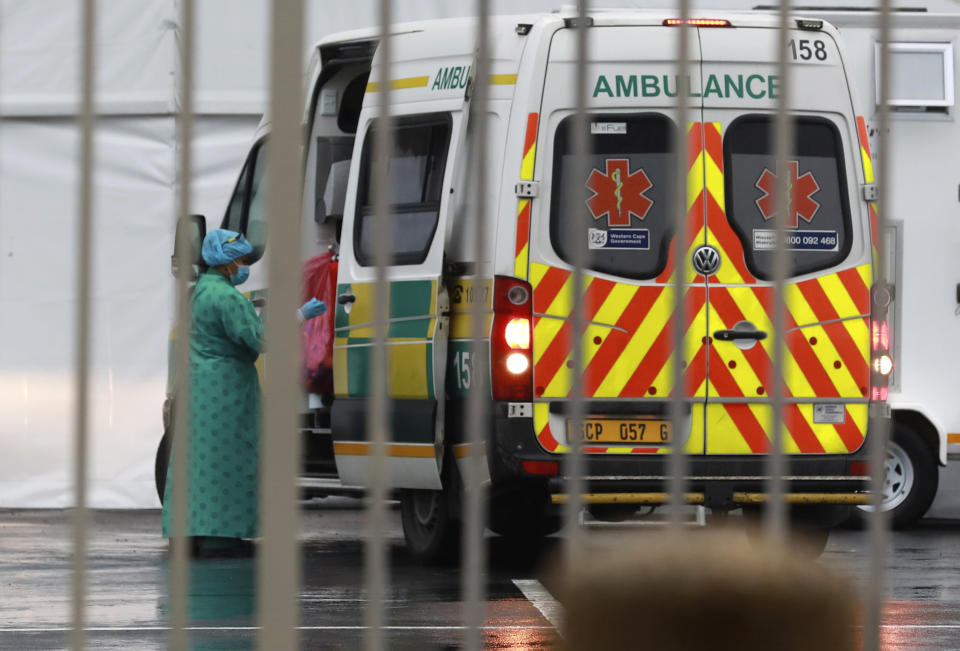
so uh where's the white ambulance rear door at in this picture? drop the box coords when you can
[697,21,873,457]
[524,20,709,456]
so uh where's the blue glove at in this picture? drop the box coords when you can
[298,297,327,322]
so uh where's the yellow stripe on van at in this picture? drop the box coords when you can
[333,442,435,458]
[489,73,518,85]
[366,76,430,92]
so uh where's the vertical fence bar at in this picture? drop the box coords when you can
[667,0,690,532]
[462,2,490,649]
[562,0,589,567]
[169,0,195,647]
[765,0,793,543]
[71,0,96,648]
[864,2,892,648]
[256,0,304,648]
[365,1,392,648]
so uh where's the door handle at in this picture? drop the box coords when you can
[337,292,356,305]
[713,329,768,342]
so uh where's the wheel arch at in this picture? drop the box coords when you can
[890,405,946,466]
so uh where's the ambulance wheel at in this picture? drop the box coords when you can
[853,424,938,529]
[154,429,172,505]
[400,487,460,562]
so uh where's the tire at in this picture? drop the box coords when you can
[400,487,460,562]
[154,429,171,505]
[854,423,938,529]
[489,483,562,538]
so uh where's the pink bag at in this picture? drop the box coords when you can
[301,252,337,395]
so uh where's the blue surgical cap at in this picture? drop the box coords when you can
[201,229,254,267]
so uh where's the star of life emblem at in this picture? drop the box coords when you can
[585,159,654,227]
[754,160,821,228]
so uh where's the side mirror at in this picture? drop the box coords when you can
[171,214,206,278]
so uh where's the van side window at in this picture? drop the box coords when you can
[550,113,676,280]
[220,139,268,262]
[246,143,269,261]
[354,114,452,266]
[223,152,252,233]
[724,116,852,279]
[315,137,354,224]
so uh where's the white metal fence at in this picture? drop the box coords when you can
[63,1,895,649]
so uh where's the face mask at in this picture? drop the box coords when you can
[230,266,250,286]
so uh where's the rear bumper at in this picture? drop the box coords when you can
[489,402,873,498]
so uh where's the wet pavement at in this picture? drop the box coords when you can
[0,502,959,649]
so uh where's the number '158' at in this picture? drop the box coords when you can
[788,38,828,61]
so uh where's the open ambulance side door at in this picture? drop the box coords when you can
[331,47,476,490]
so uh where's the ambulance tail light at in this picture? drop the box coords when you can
[492,276,533,401]
[663,18,731,27]
[869,283,892,402]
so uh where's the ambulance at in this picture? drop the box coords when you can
[163,9,892,558]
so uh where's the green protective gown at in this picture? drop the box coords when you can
[162,269,263,539]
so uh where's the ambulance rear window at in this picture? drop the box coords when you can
[724,116,852,279]
[550,113,676,280]
[355,113,451,266]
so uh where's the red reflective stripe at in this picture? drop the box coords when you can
[515,201,530,258]
[535,321,572,391]
[688,122,703,170]
[523,113,539,154]
[784,328,841,398]
[620,320,674,397]
[709,287,779,393]
[833,410,865,452]
[533,266,570,313]
[583,286,664,396]
[786,403,826,454]
[705,192,756,283]
[797,279,868,381]
[856,116,872,159]
[657,194,707,284]
[536,274,618,391]
[708,347,770,453]
[680,340,707,397]
[718,405,770,453]
[838,267,870,314]
[749,285,842,398]
[704,122,722,169]
[583,276,617,316]
[619,287,706,398]
[537,422,561,451]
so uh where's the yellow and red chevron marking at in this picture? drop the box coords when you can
[707,278,870,454]
[856,116,881,269]
[702,120,871,455]
[702,122,758,285]
[514,113,539,279]
[530,123,709,455]
[656,122,710,285]
[530,263,708,401]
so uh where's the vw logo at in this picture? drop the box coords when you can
[691,245,721,276]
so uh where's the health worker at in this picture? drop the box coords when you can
[161,228,326,557]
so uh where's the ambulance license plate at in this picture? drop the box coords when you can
[569,418,672,444]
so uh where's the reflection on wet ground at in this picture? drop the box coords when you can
[1,503,959,649]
